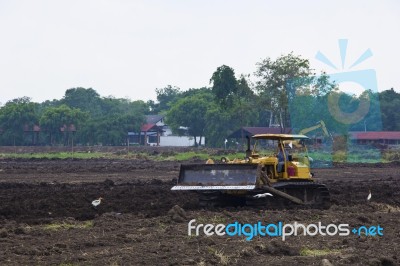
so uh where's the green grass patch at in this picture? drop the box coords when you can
[308,151,333,162]
[0,149,396,163]
[170,151,247,161]
[166,151,210,161]
[382,150,400,161]
[43,221,93,231]
[300,248,340,256]
[0,150,245,161]
[220,152,246,160]
[308,151,385,163]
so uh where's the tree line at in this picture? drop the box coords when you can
[0,89,147,146]
[0,53,399,147]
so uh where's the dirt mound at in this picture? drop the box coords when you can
[0,180,197,224]
[0,158,180,174]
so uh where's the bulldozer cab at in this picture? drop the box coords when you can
[250,134,311,180]
[282,139,311,166]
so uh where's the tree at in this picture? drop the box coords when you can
[167,94,212,146]
[233,75,259,143]
[61,87,102,117]
[61,89,150,145]
[39,105,88,145]
[153,85,181,113]
[0,97,39,145]
[379,88,400,131]
[101,97,149,116]
[0,87,151,146]
[210,65,238,109]
[255,53,313,129]
[204,104,232,147]
[75,97,148,145]
[92,113,144,146]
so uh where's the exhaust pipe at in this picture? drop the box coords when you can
[245,135,251,158]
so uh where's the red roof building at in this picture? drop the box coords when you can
[141,123,157,132]
[128,123,164,146]
[350,131,400,145]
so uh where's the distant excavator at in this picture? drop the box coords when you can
[299,121,333,144]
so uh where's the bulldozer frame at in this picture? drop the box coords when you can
[172,134,331,209]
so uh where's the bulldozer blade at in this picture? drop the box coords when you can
[171,164,258,191]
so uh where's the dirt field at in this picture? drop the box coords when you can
[0,158,399,265]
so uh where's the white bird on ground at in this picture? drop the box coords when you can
[253,193,273,198]
[367,190,372,201]
[92,197,103,207]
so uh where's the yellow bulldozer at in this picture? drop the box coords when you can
[171,134,331,209]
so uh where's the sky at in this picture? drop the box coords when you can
[0,0,399,104]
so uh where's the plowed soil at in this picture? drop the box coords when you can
[0,158,399,265]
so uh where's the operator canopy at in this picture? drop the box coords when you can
[252,134,309,140]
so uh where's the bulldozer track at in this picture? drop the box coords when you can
[198,182,331,209]
[271,182,331,209]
